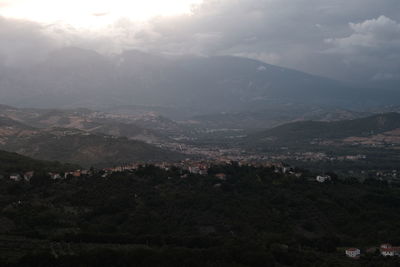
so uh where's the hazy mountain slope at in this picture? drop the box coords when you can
[2,129,181,168]
[0,117,183,167]
[189,105,372,130]
[30,110,166,143]
[0,105,168,143]
[105,52,400,111]
[245,112,400,147]
[14,48,115,108]
[1,47,399,113]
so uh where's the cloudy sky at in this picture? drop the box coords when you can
[1,0,399,84]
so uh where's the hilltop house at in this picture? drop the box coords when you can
[23,171,34,181]
[9,174,22,181]
[316,175,331,183]
[215,173,227,180]
[189,165,208,175]
[49,172,62,180]
[380,244,400,257]
[345,248,360,258]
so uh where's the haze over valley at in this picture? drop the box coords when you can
[1,0,400,266]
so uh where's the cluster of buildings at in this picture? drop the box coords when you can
[7,171,34,182]
[99,160,286,177]
[268,152,368,162]
[1,160,345,187]
[345,243,400,259]
[5,169,93,181]
[99,161,212,177]
[2,153,352,185]
[376,170,399,180]
[2,159,303,182]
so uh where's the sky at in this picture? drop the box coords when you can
[0,0,400,84]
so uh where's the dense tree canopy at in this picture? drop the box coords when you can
[0,164,399,266]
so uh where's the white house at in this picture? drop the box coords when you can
[316,175,331,183]
[380,244,400,257]
[188,166,200,174]
[49,172,62,180]
[23,171,34,181]
[9,174,22,181]
[215,173,227,180]
[345,248,361,258]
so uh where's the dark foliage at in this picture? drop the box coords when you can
[0,165,399,266]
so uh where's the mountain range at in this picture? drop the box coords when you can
[1,47,399,115]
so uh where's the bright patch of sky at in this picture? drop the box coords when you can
[0,0,203,28]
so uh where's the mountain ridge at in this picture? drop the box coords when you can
[1,47,399,113]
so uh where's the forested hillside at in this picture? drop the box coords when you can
[1,164,399,266]
[0,150,78,176]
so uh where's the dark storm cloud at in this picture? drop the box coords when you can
[1,0,400,83]
[105,0,400,82]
